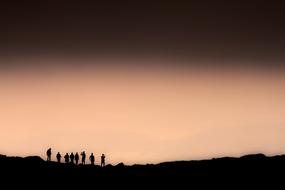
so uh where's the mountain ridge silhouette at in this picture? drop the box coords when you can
[1,153,285,189]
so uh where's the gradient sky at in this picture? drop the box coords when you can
[0,57,285,164]
[0,1,285,164]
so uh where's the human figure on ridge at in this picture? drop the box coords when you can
[56,152,61,163]
[89,153,95,165]
[46,148,52,161]
[64,153,69,163]
[75,152,79,165]
[101,154,106,167]
[81,151,86,165]
[70,152,75,164]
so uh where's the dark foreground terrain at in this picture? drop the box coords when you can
[0,153,285,189]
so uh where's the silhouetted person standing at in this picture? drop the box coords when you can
[75,152,79,165]
[89,153,95,165]
[101,154,106,167]
[64,153,69,163]
[70,152,75,164]
[81,151,86,165]
[56,152,61,163]
[46,148,52,161]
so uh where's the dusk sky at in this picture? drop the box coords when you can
[0,1,285,164]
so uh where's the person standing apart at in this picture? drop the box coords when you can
[46,148,52,161]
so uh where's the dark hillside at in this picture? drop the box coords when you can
[1,153,285,189]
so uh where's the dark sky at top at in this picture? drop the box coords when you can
[0,0,285,67]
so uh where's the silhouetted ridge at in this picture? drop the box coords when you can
[240,153,266,159]
[24,156,44,162]
[0,153,285,189]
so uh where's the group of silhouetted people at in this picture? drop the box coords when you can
[46,148,106,166]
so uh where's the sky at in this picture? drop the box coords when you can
[0,57,285,164]
[0,1,285,164]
